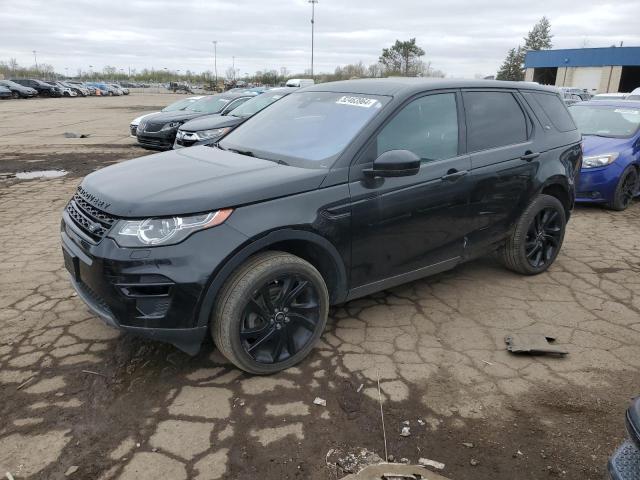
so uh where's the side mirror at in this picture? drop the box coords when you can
[364,150,421,178]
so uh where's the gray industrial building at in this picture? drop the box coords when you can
[524,46,640,94]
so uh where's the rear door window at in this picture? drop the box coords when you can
[463,91,528,152]
[528,92,577,132]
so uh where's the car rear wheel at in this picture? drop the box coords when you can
[11,91,19,99]
[609,166,638,211]
[499,194,566,275]
[212,251,329,374]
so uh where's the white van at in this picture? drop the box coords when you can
[285,78,315,88]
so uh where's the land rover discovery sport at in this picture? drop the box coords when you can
[61,79,582,374]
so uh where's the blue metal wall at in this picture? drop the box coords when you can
[525,47,640,68]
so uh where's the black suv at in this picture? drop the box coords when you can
[61,79,582,374]
[11,78,61,97]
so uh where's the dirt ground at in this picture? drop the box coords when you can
[1,94,639,480]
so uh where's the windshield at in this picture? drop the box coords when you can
[219,91,389,168]
[230,92,289,118]
[569,104,640,138]
[162,98,200,112]
[187,96,233,114]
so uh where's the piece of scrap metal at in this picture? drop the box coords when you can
[505,333,568,356]
[341,463,452,480]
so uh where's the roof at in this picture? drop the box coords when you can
[303,77,557,97]
[525,47,640,68]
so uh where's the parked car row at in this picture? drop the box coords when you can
[0,78,131,99]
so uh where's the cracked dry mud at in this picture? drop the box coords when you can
[1,97,640,480]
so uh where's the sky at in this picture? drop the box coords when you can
[1,0,639,78]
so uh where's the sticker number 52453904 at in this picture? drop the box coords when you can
[336,96,378,108]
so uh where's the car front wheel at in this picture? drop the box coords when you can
[609,166,638,211]
[500,194,567,275]
[212,251,329,374]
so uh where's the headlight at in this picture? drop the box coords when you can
[582,153,619,169]
[110,209,233,247]
[195,127,232,141]
[161,121,183,131]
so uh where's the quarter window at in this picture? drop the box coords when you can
[376,93,459,162]
[464,91,528,151]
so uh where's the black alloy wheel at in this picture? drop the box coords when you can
[611,167,638,211]
[212,251,329,374]
[524,207,562,269]
[240,274,320,364]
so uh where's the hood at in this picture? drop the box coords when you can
[180,114,244,132]
[582,135,633,157]
[131,111,159,125]
[79,146,328,217]
[144,110,207,126]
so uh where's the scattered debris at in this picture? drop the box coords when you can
[64,466,79,476]
[481,360,494,366]
[418,457,445,470]
[399,458,410,464]
[505,334,568,356]
[462,442,474,448]
[417,419,425,426]
[16,376,35,390]
[357,384,364,393]
[341,462,452,479]
[81,370,106,377]
[64,132,90,138]
[376,369,388,461]
[328,447,384,474]
[402,420,410,426]
[313,397,327,407]
[400,426,411,437]
[470,459,480,466]
[6,473,16,480]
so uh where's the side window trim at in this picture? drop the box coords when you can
[353,89,464,166]
[461,88,532,153]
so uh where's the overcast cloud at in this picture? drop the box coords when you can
[1,0,639,78]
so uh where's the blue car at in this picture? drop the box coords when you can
[569,100,640,210]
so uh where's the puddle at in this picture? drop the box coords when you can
[1,170,68,180]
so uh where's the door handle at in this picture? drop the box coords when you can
[441,169,468,182]
[521,151,540,162]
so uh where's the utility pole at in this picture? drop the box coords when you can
[33,50,38,75]
[212,41,218,90]
[232,56,236,81]
[309,0,318,79]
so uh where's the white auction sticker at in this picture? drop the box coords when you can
[336,96,378,108]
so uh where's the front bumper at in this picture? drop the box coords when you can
[136,129,176,150]
[576,163,624,204]
[60,209,247,354]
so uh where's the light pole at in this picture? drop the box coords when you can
[232,56,236,82]
[309,0,318,79]
[212,41,218,89]
[33,50,38,75]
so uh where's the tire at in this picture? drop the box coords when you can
[500,194,567,275]
[212,251,329,374]
[609,166,638,211]
[11,91,19,99]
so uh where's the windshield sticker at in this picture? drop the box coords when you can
[614,109,639,115]
[336,96,379,108]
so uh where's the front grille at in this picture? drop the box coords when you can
[137,135,173,149]
[140,121,163,133]
[65,193,116,243]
